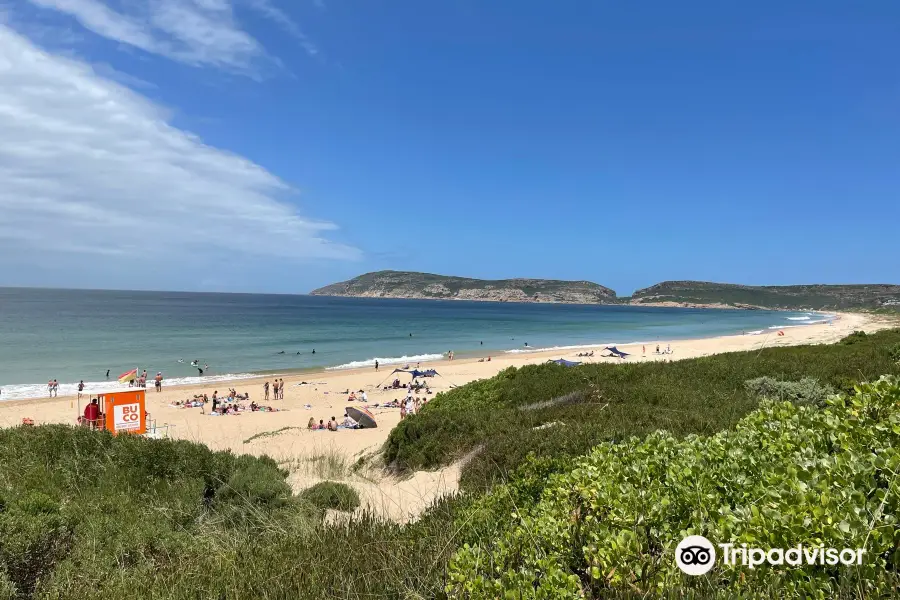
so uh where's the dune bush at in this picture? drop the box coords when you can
[447,377,900,598]
[300,481,360,512]
[744,376,835,406]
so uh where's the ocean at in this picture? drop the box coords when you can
[0,288,828,400]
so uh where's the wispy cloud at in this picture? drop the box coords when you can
[22,0,317,74]
[243,0,318,56]
[0,25,359,274]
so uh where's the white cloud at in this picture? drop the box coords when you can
[0,25,359,276]
[22,0,316,74]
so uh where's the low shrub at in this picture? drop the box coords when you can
[840,330,868,344]
[300,482,360,512]
[744,376,835,406]
[447,376,900,598]
[889,343,900,363]
[214,461,293,508]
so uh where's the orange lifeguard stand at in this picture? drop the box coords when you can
[81,390,147,435]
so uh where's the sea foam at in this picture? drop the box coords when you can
[0,373,259,402]
[505,343,613,354]
[326,354,445,371]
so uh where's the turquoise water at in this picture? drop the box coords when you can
[0,288,826,400]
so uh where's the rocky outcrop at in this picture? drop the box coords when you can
[310,271,617,304]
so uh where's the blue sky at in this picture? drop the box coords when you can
[0,1,897,295]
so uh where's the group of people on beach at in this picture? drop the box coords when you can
[47,379,59,397]
[264,379,285,400]
[399,389,427,419]
[171,388,281,415]
[307,413,360,431]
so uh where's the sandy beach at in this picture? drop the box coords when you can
[1,311,894,521]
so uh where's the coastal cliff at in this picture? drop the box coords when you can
[310,271,617,304]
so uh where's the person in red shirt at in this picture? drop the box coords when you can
[83,398,100,429]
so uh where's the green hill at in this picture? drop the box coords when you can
[310,270,617,304]
[630,280,900,310]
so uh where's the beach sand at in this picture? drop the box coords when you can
[0,311,894,521]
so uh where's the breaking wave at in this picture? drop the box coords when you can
[326,354,445,370]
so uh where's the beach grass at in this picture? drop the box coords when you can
[279,446,353,480]
[242,425,299,444]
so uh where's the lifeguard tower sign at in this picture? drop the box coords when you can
[104,391,147,435]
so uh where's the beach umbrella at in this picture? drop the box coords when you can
[346,406,377,429]
[548,359,581,367]
[118,368,137,383]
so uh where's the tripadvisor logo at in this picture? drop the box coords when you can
[675,535,867,575]
[676,535,716,575]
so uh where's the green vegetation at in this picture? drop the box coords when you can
[0,425,459,599]
[448,377,900,597]
[3,329,900,598]
[631,280,900,310]
[387,328,900,490]
[744,376,835,406]
[242,425,299,443]
[310,270,617,302]
[840,330,870,345]
[891,343,900,363]
[299,481,361,512]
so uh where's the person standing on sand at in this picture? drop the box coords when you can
[77,380,85,400]
[48,380,53,398]
[264,381,270,401]
[375,360,379,371]
[155,372,163,392]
